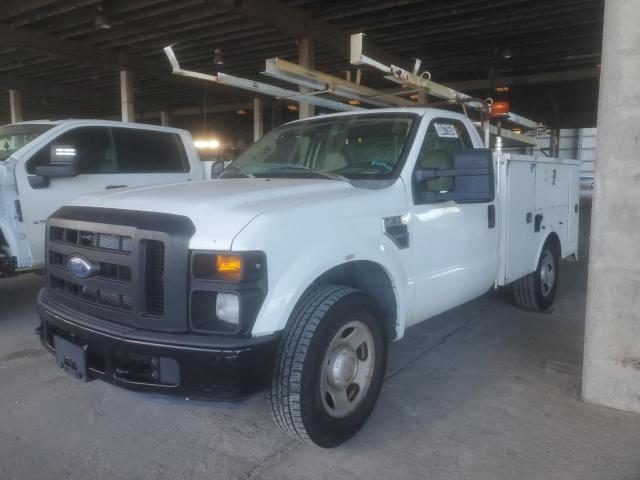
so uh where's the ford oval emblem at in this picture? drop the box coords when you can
[66,254,97,279]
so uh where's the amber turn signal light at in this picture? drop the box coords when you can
[216,254,242,280]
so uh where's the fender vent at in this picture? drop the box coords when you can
[383,215,410,249]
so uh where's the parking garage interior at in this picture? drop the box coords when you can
[1,0,639,478]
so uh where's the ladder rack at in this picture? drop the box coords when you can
[164,34,544,148]
[164,46,359,113]
[349,33,540,146]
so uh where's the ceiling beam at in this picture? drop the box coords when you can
[0,23,183,81]
[447,68,600,91]
[0,0,58,20]
[138,101,254,120]
[207,0,401,66]
[0,73,115,108]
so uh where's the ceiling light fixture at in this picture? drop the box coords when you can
[501,48,514,60]
[94,5,112,29]
[214,48,224,65]
[194,139,221,150]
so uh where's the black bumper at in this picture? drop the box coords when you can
[37,289,280,400]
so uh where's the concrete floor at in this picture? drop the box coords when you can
[1,203,639,480]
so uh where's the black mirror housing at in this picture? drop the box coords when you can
[28,175,50,189]
[34,164,78,178]
[212,160,225,178]
[32,144,79,179]
[414,149,494,204]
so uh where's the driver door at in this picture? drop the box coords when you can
[408,118,498,326]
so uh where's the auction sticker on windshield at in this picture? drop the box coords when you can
[434,123,459,138]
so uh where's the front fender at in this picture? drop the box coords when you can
[232,212,412,338]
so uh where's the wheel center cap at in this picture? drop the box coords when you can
[328,347,358,387]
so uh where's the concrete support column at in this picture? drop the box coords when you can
[582,0,640,414]
[9,89,23,123]
[253,98,263,142]
[160,110,170,126]
[298,37,315,119]
[120,70,135,122]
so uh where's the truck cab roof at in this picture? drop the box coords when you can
[287,107,470,123]
[3,119,189,135]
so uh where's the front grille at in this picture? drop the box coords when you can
[45,206,194,333]
[50,226,133,253]
[49,251,132,283]
[51,275,133,311]
[144,240,165,316]
[48,225,139,316]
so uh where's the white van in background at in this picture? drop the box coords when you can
[0,120,207,277]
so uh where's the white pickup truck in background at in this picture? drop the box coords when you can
[36,108,580,447]
[0,120,207,277]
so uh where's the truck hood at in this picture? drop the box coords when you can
[71,178,354,250]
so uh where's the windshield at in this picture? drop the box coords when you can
[227,113,417,180]
[0,124,54,161]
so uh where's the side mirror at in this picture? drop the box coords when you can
[201,159,226,179]
[211,160,225,178]
[34,144,79,178]
[414,149,494,203]
[201,160,214,179]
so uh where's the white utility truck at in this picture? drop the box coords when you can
[37,108,580,447]
[0,120,206,277]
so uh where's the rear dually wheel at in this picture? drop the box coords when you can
[512,238,560,312]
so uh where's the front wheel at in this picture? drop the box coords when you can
[512,239,560,311]
[269,285,387,448]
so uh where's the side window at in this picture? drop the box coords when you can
[27,127,115,174]
[113,128,188,173]
[414,118,473,195]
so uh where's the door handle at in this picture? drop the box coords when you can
[105,185,127,190]
[534,213,543,232]
[487,205,495,229]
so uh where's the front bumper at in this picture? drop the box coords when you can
[37,288,280,400]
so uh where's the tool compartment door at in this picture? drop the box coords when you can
[500,155,538,284]
[534,162,569,250]
[566,164,581,256]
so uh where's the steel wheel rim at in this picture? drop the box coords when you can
[320,320,376,418]
[540,250,555,297]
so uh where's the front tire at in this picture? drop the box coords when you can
[512,239,560,311]
[269,285,387,448]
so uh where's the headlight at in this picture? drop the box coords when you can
[191,291,239,333]
[190,251,267,335]
[216,293,240,325]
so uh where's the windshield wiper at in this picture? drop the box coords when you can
[269,164,351,183]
